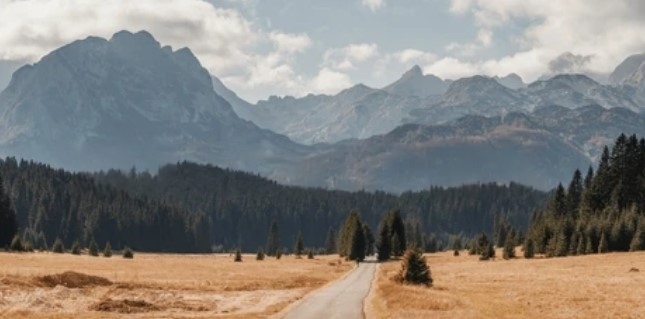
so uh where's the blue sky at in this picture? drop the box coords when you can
[0,0,644,102]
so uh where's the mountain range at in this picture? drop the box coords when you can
[0,30,644,192]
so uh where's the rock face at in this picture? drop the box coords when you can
[382,65,449,97]
[0,30,306,173]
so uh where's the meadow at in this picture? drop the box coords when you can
[368,249,645,319]
[0,252,351,318]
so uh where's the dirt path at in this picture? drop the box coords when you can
[280,257,377,319]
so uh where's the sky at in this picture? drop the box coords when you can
[0,0,644,102]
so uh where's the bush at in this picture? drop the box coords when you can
[276,249,282,260]
[71,240,82,255]
[10,235,24,252]
[88,240,99,257]
[122,246,134,259]
[103,242,112,257]
[523,238,535,259]
[234,249,242,262]
[52,238,65,254]
[256,248,265,261]
[394,248,432,286]
[307,250,314,259]
[23,240,34,252]
[453,249,460,256]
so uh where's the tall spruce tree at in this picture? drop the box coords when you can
[566,169,583,215]
[349,219,366,262]
[266,220,280,256]
[377,220,391,261]
[338,210,361,257]
[0,175,17,248]
[503,232,516,259]
[363,223,375,256]
[294,231,304,257]
[389,210,407,257]
[325,227,336,255]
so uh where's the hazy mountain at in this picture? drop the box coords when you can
[524,74,640,112]
[271,112,590,192]
[609,53,645,105]
[0,30,306,173]
[493,73,525,89]
[382,65,449,97]
[410,75,532,125]
[251,84,436,144]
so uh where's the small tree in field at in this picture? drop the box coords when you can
[88,239,99,257]
[234,249,242,262]
[523,238,535,259]
[52,238,64,254]
[256,248,265,260]
[123,246,134,259]
[71,240,82,255]
[503,232,516,259]
[294,231,305,258]
[10,235,24,252]
[103,242,112,257]
[394,247,432,286]
[307,250,314,259]
[598,232,608,254]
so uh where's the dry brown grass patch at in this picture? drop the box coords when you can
[89,298,160,313]
[37,271,112,288]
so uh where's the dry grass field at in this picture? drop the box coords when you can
[370,248,645,319]
[0,252,352,319]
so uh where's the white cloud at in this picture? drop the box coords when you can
[423,57,478,79]
[445,29,493,56]
[445,0,645,81]
[361,0,385,12]
[309,68,353,94]
[323,43,379,71]
[269,32,312,53]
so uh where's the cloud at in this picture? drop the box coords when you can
[548,52,593,74]
[445,29,493,56]
[323,43,379,71]
[309,68,353,94]
[361,0,385,12]
[444,0,645,81]
[269,32,312,53]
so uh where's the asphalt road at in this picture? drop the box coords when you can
[282,257,377,319]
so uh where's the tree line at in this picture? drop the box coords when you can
[526,134,645,257]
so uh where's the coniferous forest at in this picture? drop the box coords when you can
[93,161,546,252]
[0,157,548,253]
[527,134,645,256]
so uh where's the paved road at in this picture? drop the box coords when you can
[282,257,377,319]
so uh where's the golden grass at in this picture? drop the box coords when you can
[0,252,351,319]
[371,248,645,319]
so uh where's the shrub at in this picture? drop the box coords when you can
[503,233,516,260]
[276,249,282,260]
[394,248,432,286]
[71,240,82,255]
[52,238,65,254]
[307,250,314,259]
[88,239,99,257]
[453,249,459,256]
[23,240,34,252]
[103,242,112,257]
[523,238,535,259]
[122,246,134,259]
[234,249,242,262]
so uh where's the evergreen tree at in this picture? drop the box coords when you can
[123,246,134,259]
[338,210,361,257]
[324,227,336,255]
[523,238,535,259]
[425,233,438,253]
[256,247,265,260]
[103,242,112,257]
[294,231,304,257]
[566,169,583,215]
[598,232,609,254]
[394,247,432,286]
[307,250,314,259]
[10,234,24,252]
[389,210,407,257]
[88,239,99,257]
[629,227,645,251]
[349,219,366,261]
[585,235,595,255]
[363,223,375,256]
[52,238,64,254]
[584,166,594,190]
[377,220,391,261]
[503,232,516,259]
[576,235,586,255]
[71,240,82,255]
[266,220,280,257]
[0,175,17,248]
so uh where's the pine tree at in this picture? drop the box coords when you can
[394,247,432,286]
[566,169,583,215]
[307,250,314,259]
[294,231,304,258]
[0,175,17,248]
[123,246,134,259]
[10,235,24,252]
[103,242,112,257]
[389,210,407,257]
[363,223,375,256]
[349,219,366,262]
[256,247,265,260]
[585,235,595,254]
[88,239,99,257]
[338,210,361,257]
[324,227,336,255]
[523,238,535,259]
[576,235,586,255]
[629,228,645,251]
[52,238,64,254]
[503,232,516,259]
[266,220,280,257]
[71,240,82,255]
[377,221,391,261]
[598,232,609,254]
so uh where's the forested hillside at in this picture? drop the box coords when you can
[95,162,548,251]
[0,158,210,253]
[527,134,645,256]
